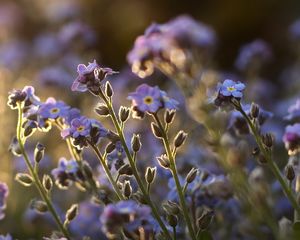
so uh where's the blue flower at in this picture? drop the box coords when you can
[160,90,179,110]
[283,123,300,154]
[51,158,80,188]
[285,99,300,122]
[38,97,70,120]
[0,182,9,220]
[219,79,245,98]
[7,86,40,110]
[0,234,12,240]
[71,60,116,93]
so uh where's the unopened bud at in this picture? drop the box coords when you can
[250,103,260,119]
[23,121,37,137]
[151,122,163,138]
[197,209,214,230]
[164,110,176,124]
[285,165,295,182]
[105,82,113,97]
[186,168,198,184]
[9,136,22,156]
[131,134,141,152]
[174,130,187,148]
[163,201,180,215]
[167,214,178,227]
[157,154,170,169]
[262,133,274,148]
[118,164,133,176]
[34,143,45,163]
[119,106,130,122]
[31,200,48,213]
[145,167,156,184]
[66,204,79,222]
[15,173,33,187]
[123,180,132,198]
[105,142,115,154]
[95,104,109,116]
[42,175,53,192]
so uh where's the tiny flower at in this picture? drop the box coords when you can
[0,182,9,220]
[71,60,117,93]
[38,98,70,120]
[283,123,300,155]
[285,99,300,122]
[7,86,40,110]
[160,90,179,110]
[51,158,80,189]
[219,79,245,98]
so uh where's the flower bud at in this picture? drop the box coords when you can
[164,110,176,124]
[66,204,79,222]
[174,130,187,148]
[105,82,113,97]
[95,104,109,116]
[163,201,180,215]
[167,214,178,227]
[118,164,133,176]
[34,143,45,163]
[105,142,115,154]
[157,154,170,169]
[186,168,198,184]
[262,133,274,148]
[23,121,37,138]
[42,175,53,192]
[250,103,260,119]
[30,200,48,213]
[9,136,22,156]
[197,209,214,230]
[285,165,295,182]
[119,106,130,122]
[123,180,132,198]
[131,134,141,152]
[15,173,33,187]
[145,167,156,184]
[151,122,163,138]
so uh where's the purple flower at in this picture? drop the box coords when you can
[283,124,300,155]
[51,158,80,189]
[219,79,245,98]
[0,182,9,220]
[160,90,179,110]
[7,86,40,110]
[100,200,153,236]
[284,99,300,122]
[62,116,107,149]
[128,84,162,113]
[0,234,12,240]
[235,39,272,72]
[38,98,70,120]
[71,60,117,93]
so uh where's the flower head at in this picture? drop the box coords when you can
[285,99,300,122]
[38,97,70,120]
[71,60,117,93]
[51,158,81,189]
[283,123,300,155]
[7,86,40,110]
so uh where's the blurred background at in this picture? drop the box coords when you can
[1,0,300,238]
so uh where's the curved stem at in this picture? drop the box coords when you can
[16,104,70,239]
[153,114,197,240]
[88,142,124,200]
[234,102,300,215]
[97,90,172,240]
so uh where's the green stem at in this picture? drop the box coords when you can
[98,90,172,240]
[88,142,124,200]
[153,114,197,240]
[235,102,300,215]
[173,226,177,240]
[16,104,70,239]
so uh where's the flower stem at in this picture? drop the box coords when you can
[153,114,197,240]
[88,142,124,200]
[16,104,70,239]
[234,101,300,215]
[97,90,172,240]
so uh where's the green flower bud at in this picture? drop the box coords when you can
[15,173,33,187]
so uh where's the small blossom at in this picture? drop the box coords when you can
[51,158,81,188]
[0,182,9,220]
[7,86,40,110]
[283,124,300,155]
[284,99,300,122]
[38,98,70,120]
[71,60,117,93]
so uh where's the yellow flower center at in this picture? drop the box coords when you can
[143,96,153,105]
[77,126,85,132]
[227,86,236,92]
[50,108,59,114]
